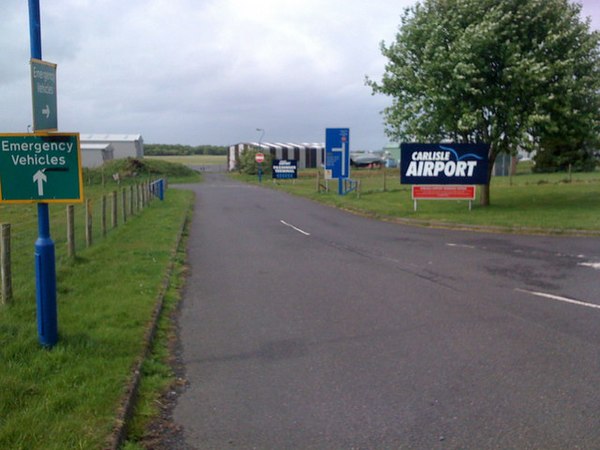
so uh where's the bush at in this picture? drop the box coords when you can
[237,149,272,176]
[532,145,597,173]
[82,158,199,184]
[144,144,227,156]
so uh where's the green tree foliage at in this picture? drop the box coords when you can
[532,144,596,172]
[237,148,272,176]
[144,144,228,156]
[367,0,600,205]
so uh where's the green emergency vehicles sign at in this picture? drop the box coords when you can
[0,133,83,203]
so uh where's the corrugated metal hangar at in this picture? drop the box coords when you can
[228,142,325,171]
[80,134,145,160]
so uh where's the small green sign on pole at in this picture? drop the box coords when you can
[30,58,58,132]
[0,133,83,203]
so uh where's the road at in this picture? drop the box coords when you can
[174,173,600,449]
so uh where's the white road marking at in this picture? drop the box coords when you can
[578,262,600,270]
[515,288,600,310]
[446,243,475,249]
[280,220,311,236]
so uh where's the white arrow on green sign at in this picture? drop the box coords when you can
[33,169,47,196]
[0,133,84,203]
[30,58,58,132]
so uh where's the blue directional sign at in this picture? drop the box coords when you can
[325,128,350,179]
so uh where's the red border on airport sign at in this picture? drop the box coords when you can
[412,185,476,200]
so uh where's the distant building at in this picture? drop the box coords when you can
[383,142,400,162]
[80,134,144,160]
[228,142,325,171]
[81,143,114,168]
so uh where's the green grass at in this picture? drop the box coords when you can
[146,154,227,166]
[122,222,189,450]
[0,181,194,448]
[233,164,600,232]
[0,169,197,299]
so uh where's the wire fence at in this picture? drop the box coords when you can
[0,179,165,305]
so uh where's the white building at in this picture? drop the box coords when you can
[81,143,114,168]
[80,134,144,160]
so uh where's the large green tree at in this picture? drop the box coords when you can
[367,0,600,205]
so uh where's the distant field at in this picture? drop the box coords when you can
[146,155,226,165]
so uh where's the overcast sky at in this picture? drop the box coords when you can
[2,1,599,150]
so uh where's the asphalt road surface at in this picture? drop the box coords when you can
[174,173,600,449]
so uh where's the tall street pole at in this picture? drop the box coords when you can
[29,0,58,348]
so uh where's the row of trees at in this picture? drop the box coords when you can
[368,0,600,205]
[145,144,228,156]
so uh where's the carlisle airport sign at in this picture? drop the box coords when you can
[400,143,490,211]
[401,143,489,185]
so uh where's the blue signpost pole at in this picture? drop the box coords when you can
[35,203,57,347]
[29,0,58,347]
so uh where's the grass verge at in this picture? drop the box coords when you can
[121,209,191,450]
[0,188,194,449]
[232,166,600,233]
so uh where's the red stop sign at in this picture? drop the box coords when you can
[255,152,265,163]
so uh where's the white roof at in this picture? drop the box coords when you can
[273,142,295,150]
[244,142,324,149]
[81,143,113,150]
[300,142,325,148]
[80,133,142,142]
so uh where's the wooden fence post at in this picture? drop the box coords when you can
[129,185,134,216]
[86,198,93,247]
[102,194,107,237]
[112,191,118,228]
[137,183,143,211]
[316,170,320,193]
[1,224,12,304]
[122,188,127,224]
[67,205,75,258]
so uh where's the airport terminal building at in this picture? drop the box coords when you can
[228,142,325,171]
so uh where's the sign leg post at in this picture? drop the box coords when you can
[35,203,57,347]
